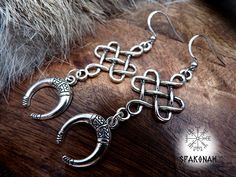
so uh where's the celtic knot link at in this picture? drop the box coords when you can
[94,41,146,83]
[127,69,185,122]
[65,39,155,86]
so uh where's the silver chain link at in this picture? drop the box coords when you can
[125,69,185,122]
[65,35,156,86]
[106,107,131,129]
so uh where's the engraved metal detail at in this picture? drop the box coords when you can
[52,78,70,94]
[91,114,111,140]
[57,113,111,168]
[22,78,72,120]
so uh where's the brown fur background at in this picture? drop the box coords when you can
[0,0,136,94]
[0,0,236,176]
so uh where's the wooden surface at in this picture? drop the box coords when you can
[0,1,236,176]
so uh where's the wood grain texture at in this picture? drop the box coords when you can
[0,1,236,176]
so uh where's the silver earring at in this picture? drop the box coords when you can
[22,11,182,120]
[128,34,226,122]
[56,34,225,168]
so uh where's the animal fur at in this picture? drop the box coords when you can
[0,0,136,94]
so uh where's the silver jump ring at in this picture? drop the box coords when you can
[116,107,130,121]
[76,69,88,81]
[106,116,119,129]
[180,69,192,81]
[65,75,77,86]
[67,69,78,76]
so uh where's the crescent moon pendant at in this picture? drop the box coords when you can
[56,113,111,168]
[22,78,72,120]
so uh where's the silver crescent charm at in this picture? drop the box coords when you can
[22,78,72,120]
[56,113,111,168]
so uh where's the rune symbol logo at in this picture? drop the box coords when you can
[185,127,211,151]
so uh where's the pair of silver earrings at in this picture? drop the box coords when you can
[22,11,225,168]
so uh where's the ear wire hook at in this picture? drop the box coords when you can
[188,34,226,70]
[147,11,184,42]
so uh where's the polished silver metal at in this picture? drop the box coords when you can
[123,34,226,122]
[56,113,111,168]
[187,34,226,71]
[147,10,184,42]
[178,34,226,82]
[93,41,142,83]
[57,33,227,168]
[65,10,186,85]
[127,69,185,122]
[23,10,181,120]
[22,78,72,120]
[65,39,157,85]
[57,108,131,167]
